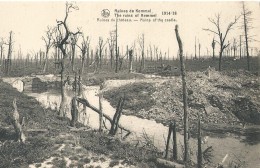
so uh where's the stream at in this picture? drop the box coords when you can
[3,77,260,167]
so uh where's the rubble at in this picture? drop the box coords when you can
[104,68,260,129]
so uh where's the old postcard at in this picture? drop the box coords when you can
[0,1,259,168]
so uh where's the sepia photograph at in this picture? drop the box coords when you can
[0,1,259,168]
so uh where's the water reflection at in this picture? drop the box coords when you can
[3,76,260,168]
[242,128,260,145]
[25,86,260,167]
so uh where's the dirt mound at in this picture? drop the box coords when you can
[152,68,260,127]
[103,82,156,112]
[103,68,260,128]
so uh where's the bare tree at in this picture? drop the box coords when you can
[115,19,119,73]
[198,42,201,59]
[54,2,81,117]
[195,36,197,59]
[70,33,79,72]
[76,34,90,96]
[98,37,106,69]
[203,13,239,71]
[4,31,14,75]
[154,45,158,63]
[138,33,145,72]
[149,44,153,61]
[232,38,237,58]
[77,33,90,74]
[241,2,254,70]
[175,25,190,166]
[42,26,54,73]
[212,38,216,59]
[0,38,5,67]
[107,31,115,69]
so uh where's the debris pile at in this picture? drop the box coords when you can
[104,68,260,129]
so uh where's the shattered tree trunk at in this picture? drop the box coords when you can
[110,49,113,69]
[156,158,184,168]
[78,71,83,96]
[70,97,78,127]
[74,72,77,95]
[219,47,224,71]
[165,123,172,159]
[242,3,250,71]
[11,98,26,143]
[175,25,190,165]
[109,97,125,135]
[42,50,49,73]
[86,47,90,72]
[0,45,3,66]
[172,121,178,161]
[6,31,13,75]
[71,44,76,72]
[99,91,103,132]
[115,19,119,73]
[212,39,215,60]
[99,47,103,69]
[128,49,133,73]
[59,58,69,117]
[197,117,202,168]
[165,122,178,160]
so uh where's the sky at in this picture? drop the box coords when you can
[0,1,259,59]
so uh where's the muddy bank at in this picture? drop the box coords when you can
[2,74,61,93]
[103,69,260,135]
[0,79,160,168]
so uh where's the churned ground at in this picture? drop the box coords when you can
[103,68,260,135]
[0,79,160,168]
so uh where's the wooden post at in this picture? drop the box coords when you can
[197,116,202,168]
[172,121,178,161]
[175,25,190,166]
[165,123,172,159]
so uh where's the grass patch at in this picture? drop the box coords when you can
[80,157,91,164]
[53,157,66,168]
[79,131,159,166]
[0,136,54,168]
[109,160,120,167]
[103,82,156,112]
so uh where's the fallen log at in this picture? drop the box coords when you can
[26,129,48,132]
[76,97,131,134]
[156,158,184,168]
[67,127,91,132]
[1,127,48,133]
